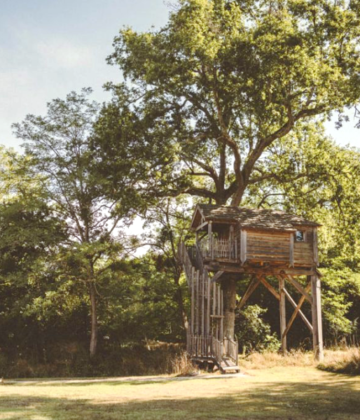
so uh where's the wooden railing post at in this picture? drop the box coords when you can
[209,221,213,259]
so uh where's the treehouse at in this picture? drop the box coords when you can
[178,204,324,373]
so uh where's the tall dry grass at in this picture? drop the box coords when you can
[171,352,199,377]
[318,347,360,375]
[238,348,360,375]
[239,349,316,370]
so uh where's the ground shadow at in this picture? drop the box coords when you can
[0,376,359,419]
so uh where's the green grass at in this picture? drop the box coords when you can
[0,366,359,419]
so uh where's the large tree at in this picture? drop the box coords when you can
[102,0,360,338]
[13,89,144,358]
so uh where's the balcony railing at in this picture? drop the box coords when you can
[198,237,239,261]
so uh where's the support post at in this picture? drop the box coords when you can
[209,221,213,259]
[310,275,324,361]
[279,277,287,354]
[289,233,294,267]
[240,229,247,265]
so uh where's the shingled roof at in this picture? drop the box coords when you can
[192,204,320,231]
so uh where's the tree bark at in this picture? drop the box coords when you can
[89,281,98,359]
[222,276,237,340]
[174,279,189,333]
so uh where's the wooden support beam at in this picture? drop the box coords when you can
[311,275,324,361]
[220,288,224,341]
[212,282,216,316]
[206,270,211,336]
[279,277,287,354]
[259,277,280,301]
[229,225,234,258]
[240,229,247,265]
[283,274,313,305]
[313,229,319,266]
[211,270,224,283]
[196,221,208,231]
[283,287,313,333]
[289,233,294,267]
[202,272,205,336]
[209,222,213,260]
[282,268,316,277]
[191,267,195,334]
[196,270,200,335]
[237,276,260,310]
[282,281,312,339]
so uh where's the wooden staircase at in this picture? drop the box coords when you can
[179,242,240,374]
[219,357,240,374]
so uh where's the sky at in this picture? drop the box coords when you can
[0,0,359,151]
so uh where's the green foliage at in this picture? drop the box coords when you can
[1,0,360,374]
[236,304,281,353]
[104,0,360,206]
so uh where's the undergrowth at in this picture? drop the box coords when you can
[318,348,360,375]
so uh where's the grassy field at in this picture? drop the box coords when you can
[0,364,360,420]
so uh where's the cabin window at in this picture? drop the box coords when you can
[295,230,306,242]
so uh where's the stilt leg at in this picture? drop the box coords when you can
[279,277,287,354]
[311,275,324,361]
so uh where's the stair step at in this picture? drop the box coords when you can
[221,366,240,372]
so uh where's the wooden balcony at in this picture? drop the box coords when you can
[196,228,316,268]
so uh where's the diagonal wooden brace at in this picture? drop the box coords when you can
[259,277,280,301]
[283,286,313,335]
[237,276,260,310]
[282,273,313,305]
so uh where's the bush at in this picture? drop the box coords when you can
[236,305,281,353]
[2,341,184,378]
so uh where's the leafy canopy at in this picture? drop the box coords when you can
[104,0,360,205]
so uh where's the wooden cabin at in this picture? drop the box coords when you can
[178,204,324,373]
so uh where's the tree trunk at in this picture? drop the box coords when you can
[174,274,189,333]
[222,276,237,340]
[89,282,98,359]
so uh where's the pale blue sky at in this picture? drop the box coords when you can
[0,0,359,150]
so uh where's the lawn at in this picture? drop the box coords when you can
[0,366,359,420]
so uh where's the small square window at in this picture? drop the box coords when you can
[296,231,305,242]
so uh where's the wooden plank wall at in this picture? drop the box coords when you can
[294,229,314,267]
[246,230,291,263]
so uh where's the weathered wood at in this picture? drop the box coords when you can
[259,277,280,301]
[283,274,313,304]
[206,271,211,335]
[220,288,224,341]
[196,270,200,334]
[311,275,324,361]
[185,204,322,367]
[240,229,247,265]
[213,282,216,316]
[290,233,294,267]
[191,267,195,334]
[283,293,307,339]
[196,221,209,231]
[209,222,214,260]
[202,271,205,335]
[237,276,260,309]
[283,287,313,333]
[211,270,225,283]
[279,277,287,354]
[313,229,319,266]
[229,225,234,258]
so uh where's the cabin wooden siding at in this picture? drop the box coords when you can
[246,229,291,264]
[293,228,316,267]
